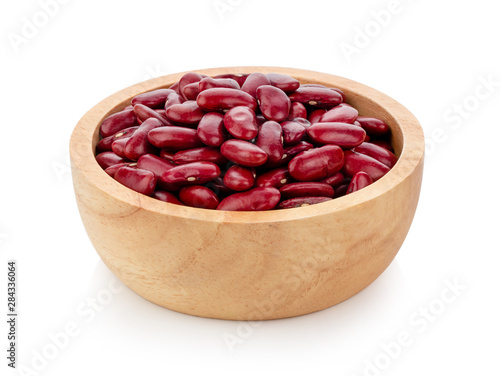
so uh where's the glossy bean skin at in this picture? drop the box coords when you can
[165,101,205,126]
[288,102,308,120]
[255,121,284,163]
[159,149,175,162]
[281,120,307,145]
[266,73,300,93]
[123,118,162,161]
[330,88,346,102]
[319,172,344,187]
[342,150,390,182]
[161,161,221,185]
[213,73,249,87]
[256,85,291,122]
[279,182,334,199]
[223,106,259,140]
[288,87,343,109]
[283,141,314,158]
[197,88,257,112]
[173,147,226,165]
[278,196,332,209]
[114,166,156,196]
[216,187,280,211]
[100,108,139,138]
[206,176,234,196]
[164,93,184,110]
[347,171,373,194]
[169,81,180,95]
[220,140,268,167]
[131,89,175,109]
[179,72,204,100]
[320,103,358,123]
[111,137,129,158]
[136,153,180,192]
[288,145,344,181]
[104,162,135,177]
[353,142,398,168]
[197,112,227,147]
[148,127,203,150]
[307,122,366,148]
[133,104,173,126]
[182,82,200,100]
[223,165,256,191]
[96,126,138,153]
[241,73,271,98]
[333,183,349,198]
[308,109,327,124]
[255,167,290,188]
[356,116,390,136]
[369,139,394,153]
[199,77,240,92]
[95,151,126,169]
[152,190,183,205]
[179,185,219,209]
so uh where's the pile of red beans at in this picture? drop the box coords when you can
[95,72,397,211]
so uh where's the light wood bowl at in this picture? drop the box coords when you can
[70,67,424,320]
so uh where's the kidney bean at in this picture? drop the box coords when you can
[342,150,390,182]
[330,88,346,102]
[280,182,334,199]
[217,187,280,211]
[136,153,181,192]
[241,73,271,98]
[131,89,175,108]
[95,151,126,169]
[162,161,220,185]
[159,149,176,162]
[123,118,162,161]
[223,106,259,140]
[164,93,184,110]
[165,101,205,126]
[281,120,307,145]
[278,196,332,209]
[111,137,129,158]
[133,104,173,126]
[288,102,308,120]
[288,145,344,181]
[123,105,134,111]
[283,141,314,158]
[213,73,249,87]
[148,127,203,150]
[256,121,284,163]
[169,81,180,94]
[319,172,344,188]
[353,142,398,168]
[197,88,257,112]
[114,166,156,195]
[205,176,234,196]
[356,116,390,136]
[179,72,204,100]
[173,147,226,165]
[182,82,200,100]
[179,185,220,209]
[197,112,227,147]
[266,73,300,93]
[220,139,268,167]
[307,122,366,148]
[100,108,139,138]
[152,190,183,205]
[308,109,327,124]
[320,103,358,123]
[333,183,349,198]
[256,85,291,122]
[199,77,240,92]
[104,162,136,177]
[347,171,373,194]
[223,165,256,191]
[255,167,290,188]
[288,87,343,108]
[96,126,139,153]
[256,114,267,126]
[369,139,394,153]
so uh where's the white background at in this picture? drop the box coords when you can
[1,0,499,375]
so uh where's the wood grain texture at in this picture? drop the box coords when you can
[70,67,425,320]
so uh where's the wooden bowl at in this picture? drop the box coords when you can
[70,67,424,320]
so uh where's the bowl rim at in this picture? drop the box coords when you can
[70,66,425,223]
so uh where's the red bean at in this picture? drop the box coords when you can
[173,147,226,165]
[223,165,256,191]
[205,177,234,196]
[342,150,390,182]
[278,196,332,209]
[319,172,344,188]
[266,73,300,93]
[96,126,139,153]
[165,101,205,126]
[111,137,129,158]
[369,139,394,153]
[320,103,358,123]
[131,89,175,108]
[288,87,343,108]
[199,77,240,91]
[256,121,284,163]
[100,108,139,138]
[164,93,184,110]
[95,151,126,169]
[114,166,156,196]
[288,102,308,120]
[281,120,307,145]
[182,82,200,100]
[161,161,220,185]
[179,72,204,100]
[217,187,280,211]
[356,116,390,136]
[134,104,173,126]
[159,149,176,162]
[256,85,291,122]
[330,88,346,102]
[279,182,334,199]
[333,183,349,198]
[223,106,259,140]
[288,145,344,181]
[308,109,327,124]
[123,118,162,161]
[179,185,219,209]
[241,73,271,98]
[197,112,227,147]
[213,73,249,87]
[283,141,314,158]
[136,153,181,192]
[307,122,366,148]
[353,142,398,168]
[148,127,203,150]
[169,81,180,95]
[347,171,373,194]
[220,139,268,167]
[197,88,257,112]
[152,190,183,205]
[255,167,290,188]
[104,162,136,177]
